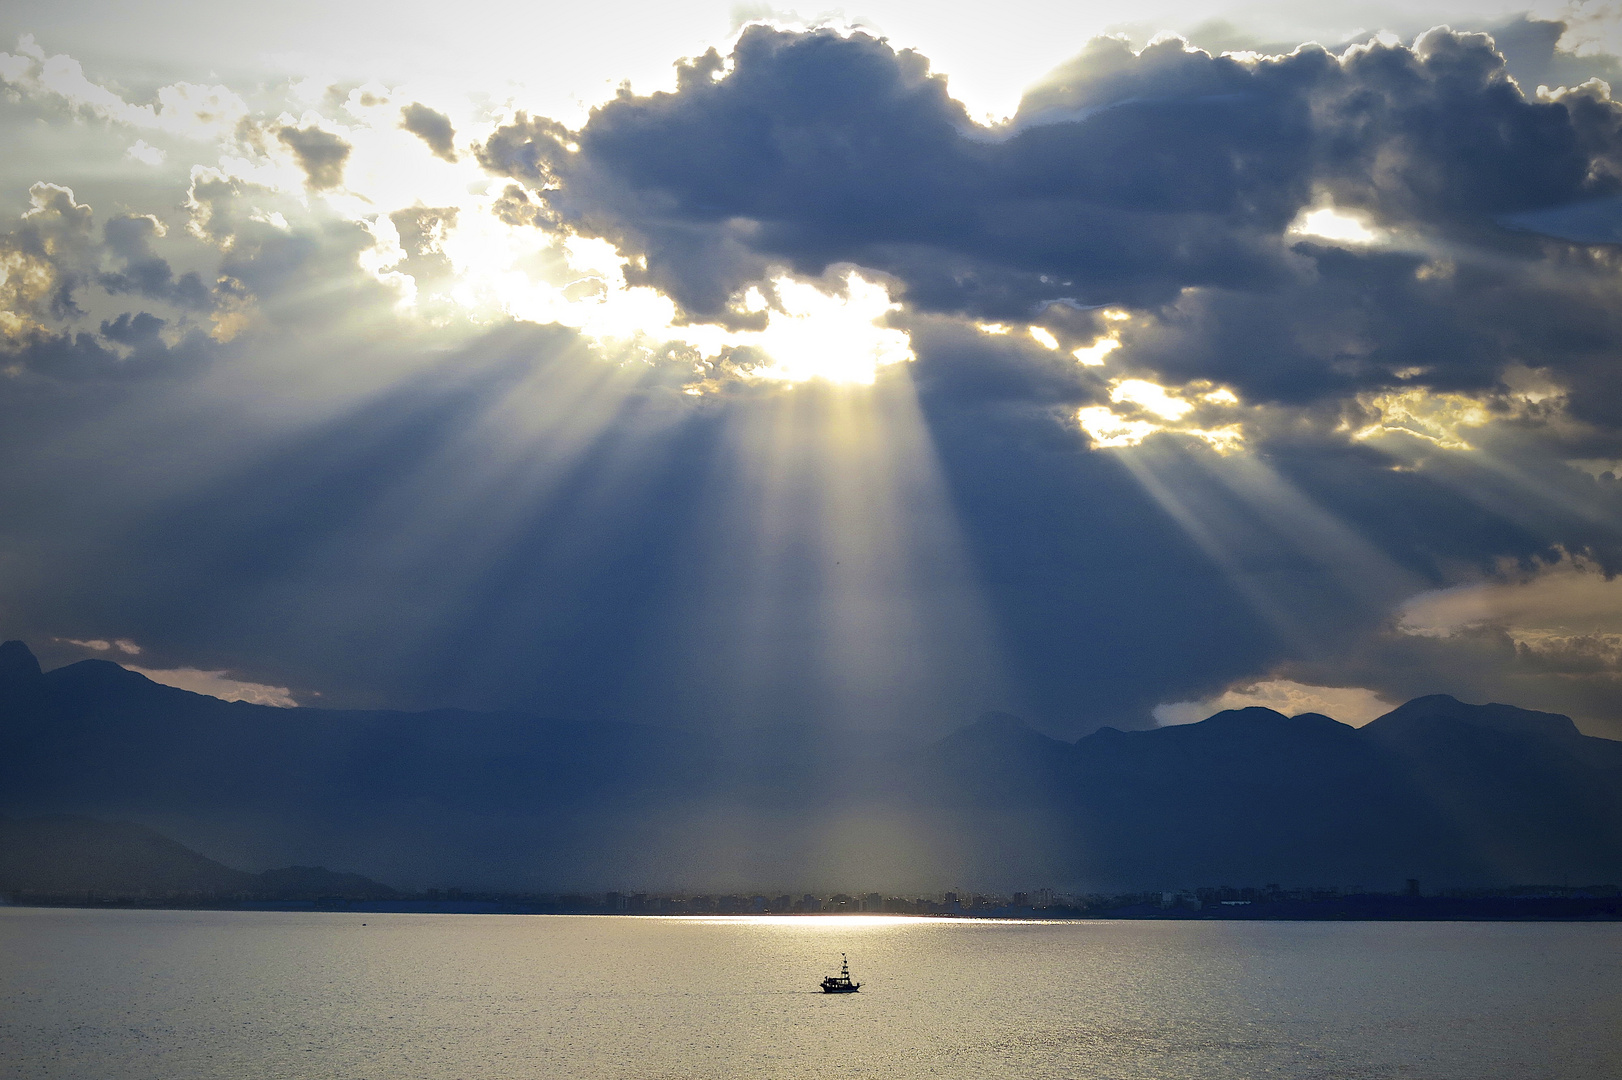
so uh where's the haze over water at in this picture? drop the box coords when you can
[3,908,1619,1079]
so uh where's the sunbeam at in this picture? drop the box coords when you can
[1112,443,1319,652]
[646,370,1007,735]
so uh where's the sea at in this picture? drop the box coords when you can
[1,907,1619,1079]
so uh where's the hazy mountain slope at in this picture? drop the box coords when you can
[0,814,256,897]
[1361,695,1622,884]
[0,815,397,899]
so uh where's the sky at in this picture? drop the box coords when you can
[5,0,1622,738]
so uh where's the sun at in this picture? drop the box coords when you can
[738,273,914,386]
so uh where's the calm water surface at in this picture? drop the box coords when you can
[1,908,1619,1079]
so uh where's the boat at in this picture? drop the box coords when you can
[820,953,861,993]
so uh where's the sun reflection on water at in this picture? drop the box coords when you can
[656,915,1070,927]
[663,915,933,928]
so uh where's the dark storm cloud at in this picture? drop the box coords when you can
[481,27,1622,314]
[1488,16,1622,102]
[1313,29,1622,226]
[479,30,1315,320]
[478,26,1622,424]
[1107,238,1622,421]
[277,124,352,190]
[400,102,458,162]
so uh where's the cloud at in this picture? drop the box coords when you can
[400,102,458,162]
[277,124,352,190]
[468,24,1622,460]
[1264,554,1622,738]
[0,184,232,379]
[1399,556,1622,639]
[482,27,1622,324]
[56,636,142,654]
[479,30,1306,322]
[1153,679,1395,726]
[125,140,165,166]
[124,664,297,706]
[99,214,214,310]
[0,183,96,333]
[0,35,249,141]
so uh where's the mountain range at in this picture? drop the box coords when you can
[2,640,1619,892]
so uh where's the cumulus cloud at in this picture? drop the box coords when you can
[482,27,1622,314]
[400,102,458,161]
[1256,554,1622,737]
[473,24,1622,459]
[99,214,213,309]
[0,183,232,379]
[277,124,352,190]
[0,183,96,329]
[0,35,248,141]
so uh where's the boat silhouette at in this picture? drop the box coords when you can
[820,953,861,993]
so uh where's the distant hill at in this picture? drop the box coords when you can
[0,814,397,901]
[2,640,1619,892]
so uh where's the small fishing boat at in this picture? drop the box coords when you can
[820,953,861,993]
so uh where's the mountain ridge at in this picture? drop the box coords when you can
[3,641,1619,892]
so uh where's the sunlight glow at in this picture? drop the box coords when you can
[1028,326,1060,350]
[1078,378,1246,452]
[1072,336,1120,366]
[1077,406,1162,448]
[1288,204,1384,246]
[1111,379,1195,420]
[1350,389,1491,449]
[740,274,914,385]
[66,26,920,395]
[431,192,914,387]
[666,915,931,928]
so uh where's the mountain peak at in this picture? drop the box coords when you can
[0,641,46,712]
[46,658,161,689]
[0,640,42,684]
[1202,706,1292,725]
[933,710,1067,761]
[969,710,1030,733]
[1366,694,1581,740]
